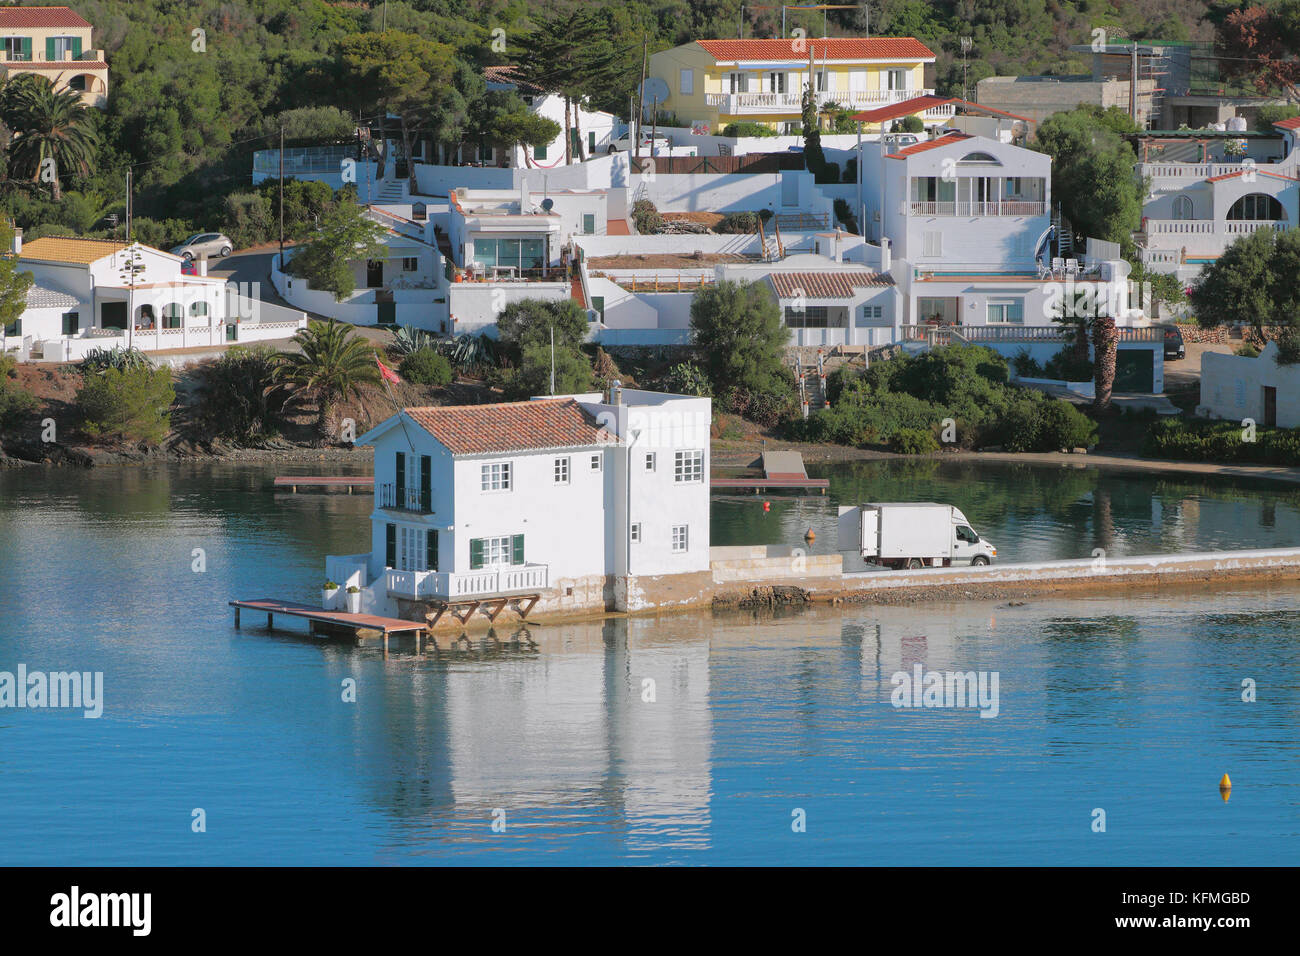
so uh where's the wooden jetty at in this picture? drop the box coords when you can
[710,450,828,493]
[229,597,427,655]
[273,476,373,493]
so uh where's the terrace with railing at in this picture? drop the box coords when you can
[901,324,1164,346]
[378,483,433,514]
[909,200,1047,217]
[384,564,550,601]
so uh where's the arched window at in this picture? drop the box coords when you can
[957,151,1001,165]
[162,303,183,329]
[1227,193,1284,221]
[1173,195,1193,220]
[67,75,87,91]
[190,301,209,318]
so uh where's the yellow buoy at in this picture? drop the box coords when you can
[1219,773,1232,802]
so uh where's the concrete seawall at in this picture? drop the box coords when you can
[715,547,1300,608]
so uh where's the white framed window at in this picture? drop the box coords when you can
[986,299,1024,324]
[1173,195,1193,220]
[767,71,787,94]
[402,257,419,271]
[481,461,512,491]
[590,454,602,472]
[630,523,641,542]
[679,68,694,95]
[922,231,943,257]
[674,449,703,482]
[479,535,513,567]
[644,452,656,471]
[553,456,570,484]
[671,525,689,553]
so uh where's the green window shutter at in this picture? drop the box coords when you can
[45,37,56,62]
[469,538,484,570]
[420,455,432,511]
[72,36,82,58]
[511,534,524,565]
[385,524,396,567]
[534,143,547,161]
[426,530,438,571]
[395,451,405,494]
[62,312,78,336]
[20,37,31,60]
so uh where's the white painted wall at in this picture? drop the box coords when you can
[1200,342,1300,427]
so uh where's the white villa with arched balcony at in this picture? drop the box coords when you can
[4,234,306,362]
[0,6,108,108]
[1135,123,1299,282]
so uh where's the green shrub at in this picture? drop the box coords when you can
[655,361,712,397]
[196,346,287,443]
[631,199,662,235]
[1144,417,1300,465]
[1011,349,1043,377]
[896,115,925,134]
[399,348,453,386]
[1043,346,1093,382]
[889,427,939,454]
[715,211,763,234]
[720,384,797,428]
[76,365,175,445]
[721,121,778,137]
[833,197,859,234]
[1235,342,1261,358]
[0,354,37,432]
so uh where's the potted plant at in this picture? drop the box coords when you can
[322,580,340,609]
[345,584,362,613]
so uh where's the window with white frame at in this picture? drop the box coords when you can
[481,461,512,491]
[679,68,694,95]
[674,449,703,482]
[671,525,689,552]
[922,231,943,257]
[631,523,641,542]
[590,454,602,472]
[644,452,656,471]
[402,257,419,271]
[478,535,513,567]
[553,456,570,484]
[986,299,1024,324]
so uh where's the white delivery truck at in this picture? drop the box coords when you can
[837,503,997,569]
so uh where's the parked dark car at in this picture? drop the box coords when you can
[1161,324,1185,360]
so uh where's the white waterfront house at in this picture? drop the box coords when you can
[329,386,713,621]
[1135,121,1299,283]
[4,234,305,362]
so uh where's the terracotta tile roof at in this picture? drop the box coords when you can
[483,64,544,94]
[0,6,90,28]
[404,399,614,455]
[19,236,130,265]
[1272,117,1300,131]
[852,95,1031,124]
[768,270,894,299]
[1204,168,1300,183]
[696,37,934,63]
[885,131,971,158]
[12,60,107,69]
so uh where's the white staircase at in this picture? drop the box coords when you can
[374,178,408,204]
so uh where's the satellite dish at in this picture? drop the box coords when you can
[639,77,670,107]
[540,197,554,212]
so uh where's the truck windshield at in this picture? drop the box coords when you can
[956,526,979,543]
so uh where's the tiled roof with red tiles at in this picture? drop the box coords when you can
[853,96,1031,124]
[768,271,894,299]
[885,131,971,158]
[403,399,614,455]
[1204,168,1300,183]
[0,6,90,28]
[483,64,544,94]
[1272,117,1300,131]
[696,37,934,63]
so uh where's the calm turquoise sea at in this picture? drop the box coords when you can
[0,459,1297,865]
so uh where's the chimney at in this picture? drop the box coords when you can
[609,379,623,405]
[197,254,208,276]
[880,237,891,272]
[832,231,842,263]
[11,227,21,256]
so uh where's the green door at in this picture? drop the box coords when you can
[1114,348,1155,394]
[377,301,396,325]
[100,301,128,330]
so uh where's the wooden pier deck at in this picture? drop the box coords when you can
[711,450,828,493]
[273,476,373,493]
[229,598,426,654]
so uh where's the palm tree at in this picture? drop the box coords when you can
[1091,315,1118,411]
[1,75,98,201]
[276,320,380,436]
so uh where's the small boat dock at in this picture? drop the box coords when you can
[273,476,373,493]
[710,451,829,493]
[229,597,427,654]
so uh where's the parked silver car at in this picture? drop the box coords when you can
[170,232,233,261]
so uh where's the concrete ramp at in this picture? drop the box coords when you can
[762,450,808,479]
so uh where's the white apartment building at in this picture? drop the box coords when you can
[479,65,619,166]
[331,387,713,621]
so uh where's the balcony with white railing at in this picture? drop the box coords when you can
[1143,218,1289,255]
[704,87,946,116]
[385,563,550,601]
[902,325,1164,346]
[909,200,1047,218]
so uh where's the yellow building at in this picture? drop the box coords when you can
[647,37,942,134]
[0,6,108,108]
